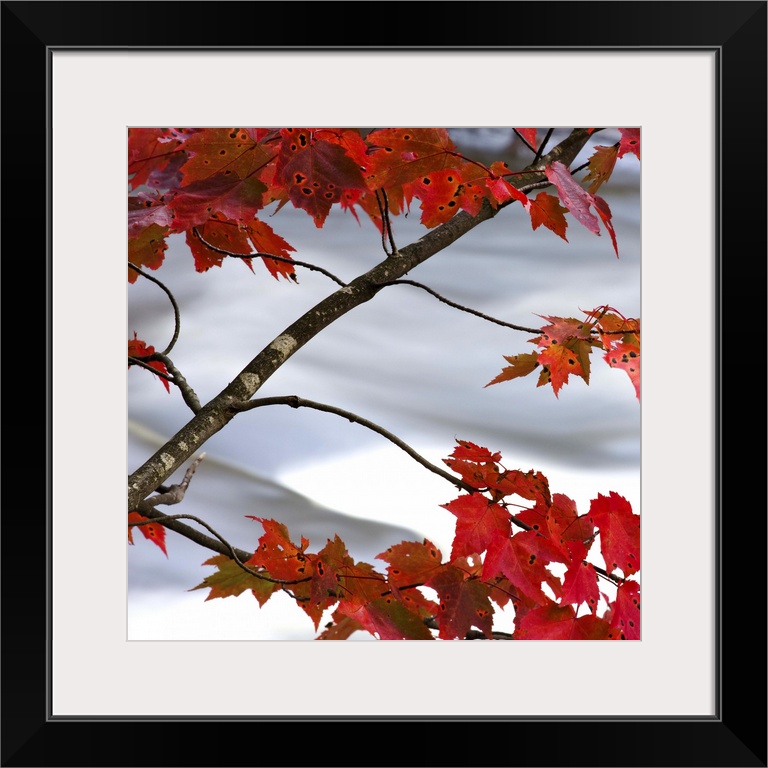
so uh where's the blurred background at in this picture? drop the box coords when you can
[127,128,641,640]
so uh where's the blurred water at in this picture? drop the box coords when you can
[128,128,641,640]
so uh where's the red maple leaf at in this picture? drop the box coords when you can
[481,529,552,605]
[275,128,369,227]
[186,215,254,272]
[545,161,600,234]
[335,596,435,640]
[128,128,187,190]
[604,340,640,400]
[560,559,600,613]
[127,223,169,282]
[335,559,435,639]
[517,494,596,563]
[528,191,569,240]
[128,511,167,556]
[246,218,297,281]
[618,128,640,159]
[128,333,170,392]
[515,602,612,639]
[450,440,501,464]
[365,128,467,190]
[425,565,494,640]
[246,517,311,582]
[180,128,274,184]
[588,492,640,577]
[376,539,444,589]
[514,128,538,149]
[441,493,511,560]
[545,161,619,257]
[408,169,464,227]
[604,579,641,640]
[128,191,174,237]
[537,342,587,397]
[168,173,267,231]
[307,535,353,612]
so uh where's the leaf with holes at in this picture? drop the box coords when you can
[537,341,588,397]
[335,595,435,640]
[307,535,354,612]
[246,517,311,582]
[425,565,494,640]
[588,492,640,577]
[186,215,254,272]
[365,128,465,190]
[128,511,167,556]
[481,529,552,605]
[618,128,640,159]
[604,340,641,399]
[181,128,274,183]
[128,128,187,190]
[605,579,641,639]
[128,192,174,237]
[409,169,463,227]
[276,128,369,227]
[377,539,444,590]
[128,223,169,282]
[442,493,511,560]
[169,173,267,231]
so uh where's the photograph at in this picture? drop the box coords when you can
[127,126,642,643]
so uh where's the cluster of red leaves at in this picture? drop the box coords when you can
[189,439,639,640]
[128,127,641,281]
[128,128,641,394]
[486,305,641,399]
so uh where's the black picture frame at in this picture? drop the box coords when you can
[3,2,765,766]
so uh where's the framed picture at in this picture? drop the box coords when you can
[7,1,765,765]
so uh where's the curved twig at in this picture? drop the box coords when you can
[382,279,542,333]
[230,395,478,495]
[128,261,181,355]
[192,227,348,287]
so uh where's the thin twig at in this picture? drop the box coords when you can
[127,355,175,381]
[130,511,309,586]
[512,129,537,155]
[192,226,347,287]
[128,261,181,355]
[230,395,478,495]
[382,279,542,334]
[532,128,555,165]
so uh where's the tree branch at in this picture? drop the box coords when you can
[128,129,593,511]
[230,395,477,495]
